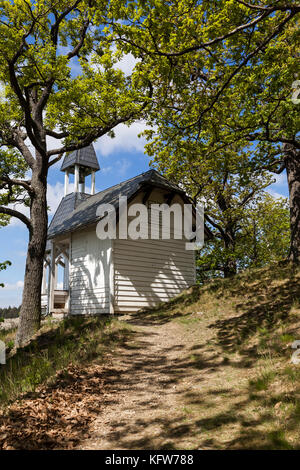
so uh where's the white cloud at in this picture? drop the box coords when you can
[90,46,139,76]
[116,158,132,177]
[98,158,133,177]
[272,172,286,186]
[6,203,30,228]
[0,282,23,307]
[267,171,288,199]
[6,181,64,229]
[1,280,24,291]
[16,251,27,257]
[114,52,139,76]
[47,181,65,215]
[5,178,95,229]
[47,181,93,216]
[95,121,147,157]
[101,166,113,175]
[267,188,287,200]
[26,120,147,169]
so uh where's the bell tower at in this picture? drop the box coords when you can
[60,144,100,196]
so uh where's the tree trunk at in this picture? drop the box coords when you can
[252,218,258,265]
[284,144,300,264]
[223,231,237,278]
[223,257,237,278]
[16,173,48,347]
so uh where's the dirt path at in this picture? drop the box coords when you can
[0,311,261,450]
[77,316,211,450]
[1,311,230,450]
[3,266,299,450]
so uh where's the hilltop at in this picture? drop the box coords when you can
[0,262,299,449]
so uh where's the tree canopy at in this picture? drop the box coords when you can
[109,0,300,263]
[0,0,151,345]
[197,192,290,282]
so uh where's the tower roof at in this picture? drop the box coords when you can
[60,144,100,174]
[47,169,187,239]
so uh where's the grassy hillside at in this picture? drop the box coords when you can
[0,317,133,405]
[0,262,299,449]
[139,261,300,449]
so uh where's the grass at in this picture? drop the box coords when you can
[137,261,300,449]
[0,261,299,449]
[0,316,132,406]
[249,370,276,392]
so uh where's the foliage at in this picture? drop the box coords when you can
[109,0,300,262]
[196,193,290,282]
[0,0,152,233]
[0,305,20,318]
[147,132,276,275]
[0,0,149,154]
[109,1,299,157]
[241,194,290,268]
[0,260,12,288]
[0,0,152,344]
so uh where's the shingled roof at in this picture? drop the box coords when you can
[47,169,186,239]
[48,192,91,238]
[60,144,100,173]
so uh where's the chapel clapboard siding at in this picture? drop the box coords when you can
[114,238,195,313]
[113,187,196,313]
[69,228,112,314]
[46,165,199,317]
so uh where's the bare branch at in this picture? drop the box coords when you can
[45,129,69,139]
[48,153,63,168]
[0,205,32,234]
[67,18,90,59]
[236,1,300,13]
[0,175,32,193]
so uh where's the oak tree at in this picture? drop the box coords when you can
[0,0,150,345]
[110,0,300,262]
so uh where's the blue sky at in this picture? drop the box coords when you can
[0,124,151,307]
[0,130,289,308]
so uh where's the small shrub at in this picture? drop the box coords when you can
[280,334,295,343]
[268,430,293,450]
[249,370,276,391]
